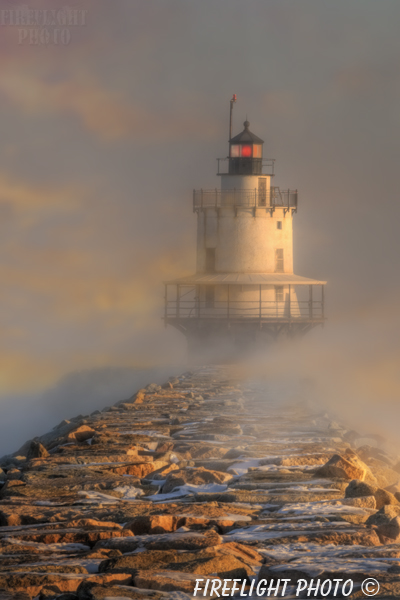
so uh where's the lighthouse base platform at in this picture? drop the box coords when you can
[166,317,325,362]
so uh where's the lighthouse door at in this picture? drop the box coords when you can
[258,178,267,206]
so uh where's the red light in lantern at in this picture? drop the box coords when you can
[241,145,252,157]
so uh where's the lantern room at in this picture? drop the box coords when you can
[229,120,264,175]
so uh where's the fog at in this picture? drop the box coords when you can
[0,0,399,456]
[0,364,187,456]
[240,316,400,457]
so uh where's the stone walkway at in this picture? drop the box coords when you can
[0,367,400,599]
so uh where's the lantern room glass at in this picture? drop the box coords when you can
[230,144,262,158]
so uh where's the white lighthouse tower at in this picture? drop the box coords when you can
[164,97,326,356]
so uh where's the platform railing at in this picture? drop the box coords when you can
[217,157,275,175]
[193,188,297,211]
[165,299,323,320]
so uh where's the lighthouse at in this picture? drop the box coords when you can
[164,97,326,357]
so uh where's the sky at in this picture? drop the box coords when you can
[0,0,400,454]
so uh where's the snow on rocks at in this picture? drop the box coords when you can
[0,367,398,598]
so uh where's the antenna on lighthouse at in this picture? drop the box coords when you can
[229,94,237,141]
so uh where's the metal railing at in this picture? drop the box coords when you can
[193,188,298,211]
[165,299,323,320]
[217,157,275,175]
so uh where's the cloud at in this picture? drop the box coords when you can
[0,66,221,142]
[0,172,85,212]
[0,171,192,392]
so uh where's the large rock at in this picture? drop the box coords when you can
[161,467,232,494]
[342,495,376,509]
[124,515,182,535]
[0,481,26,499]
[99,549,185,573]
[110,462,166,478]
[67,426,96,443]
[127,389,146,404]
[95,530,222,553]
[6,469,22,481]
[345,479,399,509]
[259,453,331,467]
[366,504,400,527]
[2,526,131,546]
[375,488,400,510]
[315,450,377,484]
[144,530,222,551]
[378,516,400,541]
[345,479,378,498]
[65,519,122,530]
[26,441,50,460]
[229,528,381,547]
[100,543,261,579]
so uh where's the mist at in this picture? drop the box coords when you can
[0,0,399,457]
[0,363,188,457]
[237,309,400,457]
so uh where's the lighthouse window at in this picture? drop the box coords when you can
[277,221,282,230]
[275,248,284,273]
[205,248,216,272]
[275,286,284,302]
[230,144,240,157]
[205,286,215,309]
[253,145,262,158]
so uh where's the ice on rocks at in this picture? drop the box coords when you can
[113,486,145,499]
[0,366,393,599]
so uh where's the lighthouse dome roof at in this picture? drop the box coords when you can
[230,120,264,144]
